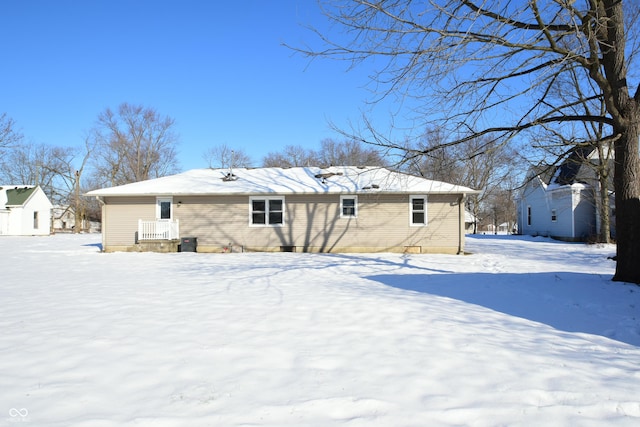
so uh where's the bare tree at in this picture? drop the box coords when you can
[295,1,640,283]
[203,144,253,169]
[0,115,95,231]
[262,139,387,168]
[404,128,517,234]
[527,57,617,242]
[403,127,463,184]
[460,138,518,235]
[91,103,180,186]
[318,138,387,166]
[0,137,94,233]
[566,69,615,243]
[0,113,22,153]
[58,137,94,233]
[482,187,517,234]
[262,145,319,167]
[0,142,65,200]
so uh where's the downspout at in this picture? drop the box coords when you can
[95,196,106,252]
[458,194,465,254]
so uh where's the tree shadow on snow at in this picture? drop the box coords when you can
[367,271,640,347]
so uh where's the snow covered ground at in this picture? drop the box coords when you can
[1,233,639,426]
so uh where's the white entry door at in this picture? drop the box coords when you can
[155,197,172,239]
[156,197,173,220]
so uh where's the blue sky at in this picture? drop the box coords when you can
[1,0,407,170]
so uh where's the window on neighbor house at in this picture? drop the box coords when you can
[33,212,38,229]
[251,197,284,226]
[527,206,532,226]
[340,196,357,218]
[551,209,557,222]
[410,196,427,226]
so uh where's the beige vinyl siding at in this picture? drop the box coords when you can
[174,195,247,248]
[288,193,398,251]
[102,196,155,248]
[419,194,462,252]
[298,193,460,252]
[101,193,463,253]
[176,193,461,253]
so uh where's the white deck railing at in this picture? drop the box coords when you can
[138,219,180,240]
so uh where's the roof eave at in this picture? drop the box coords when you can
[86,189,481,197]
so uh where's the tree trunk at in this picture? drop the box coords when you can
[613,115,640,283]
[598,181,611,244]
[470,194,479,234]
[74,170,81,234]
[596,142,612,244]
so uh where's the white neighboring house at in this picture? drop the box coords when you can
[51,205,101,233]
[52,205,76,232]
[0,185,53,236]
[516,147,614,241]
[483,222,511,234]
[464,210,477,233]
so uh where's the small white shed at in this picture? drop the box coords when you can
[0,185,53,236]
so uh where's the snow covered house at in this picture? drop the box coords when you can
[464,210,477,233]
[52,205,76,232]
[0,185,53,236]
[86,166,478,254]
[516,148,614,241]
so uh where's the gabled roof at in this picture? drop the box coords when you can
[529,145,611,188]
[0,185,36,208]
[553,146,597,185]
[526,164,556,186]
[86,166,478,197]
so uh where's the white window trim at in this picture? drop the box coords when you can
[156,197,173,220]
[340,195,358,218]
[410,195,428,226]
[249,196,285,227]
[551,208,557,222]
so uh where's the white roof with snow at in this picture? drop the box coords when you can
[85,166,478,197]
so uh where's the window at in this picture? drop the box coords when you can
[33,212,39,229]
[251,197,284,226]
[156,197,172,220]
[340,196,357,218]
[410,196,427,226]
[527,206,532,226]
[551,209,557,222]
